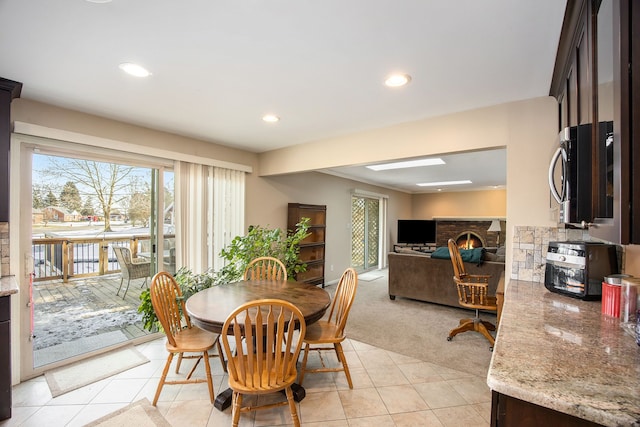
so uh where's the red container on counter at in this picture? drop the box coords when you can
[602,281,621,318]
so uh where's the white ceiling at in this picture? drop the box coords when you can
[0,0,566,193]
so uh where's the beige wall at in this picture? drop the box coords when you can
[245,171,412,283]
[12,99,256,170]
[411,190,506,219]
[256,96,558,281]
[258,103,508,176]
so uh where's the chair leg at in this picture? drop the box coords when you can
[185,356,203,380]
[231,392,242,427]
[153,352,175,406]
[202,350,215,404]
[476,321,496,347]
[447,317,496,348]
[334,342,353,389]
[215,337,227,373]
[298,343,311,385]
[116,277,125,296]
[121,278,132,299]
[176,353,183,373]
[447,319,475,340]
[285,386,301,427]
[482,320,496,331]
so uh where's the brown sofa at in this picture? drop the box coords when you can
[388,251,505,308]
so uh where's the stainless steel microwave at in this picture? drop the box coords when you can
[548,122,613,226]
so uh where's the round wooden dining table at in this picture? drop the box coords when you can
[185,279,331,411]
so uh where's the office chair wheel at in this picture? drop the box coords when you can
[447,336,452,341]
[489,346,493,352]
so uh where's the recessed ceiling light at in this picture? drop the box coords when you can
[86,0,112,3]
[367,158,444,171]
[262,114,280,123]
[119,63,151,77]
[417,180,472,187]
[384,73,411,87]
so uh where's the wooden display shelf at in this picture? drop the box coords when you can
[288,203,326,287]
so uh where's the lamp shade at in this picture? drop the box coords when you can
[487,220,501,232]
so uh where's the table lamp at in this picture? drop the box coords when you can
[487,220,501,247]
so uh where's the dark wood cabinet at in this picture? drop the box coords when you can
[0,78,22,222]
[0,296,11,420]
[550,0,638,244]
[287,203,326,287]
[491,391,604,427]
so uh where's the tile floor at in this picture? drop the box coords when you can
[1,337,491,426]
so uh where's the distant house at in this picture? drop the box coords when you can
[32,208,44,224]
[43,206,82,222]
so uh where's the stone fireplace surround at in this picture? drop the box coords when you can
[435,219,504,249]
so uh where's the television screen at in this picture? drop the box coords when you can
[397,220,437,244]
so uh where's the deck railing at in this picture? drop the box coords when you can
[32,234,175,282]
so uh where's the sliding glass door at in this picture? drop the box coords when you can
[351,195,380,271]
[20,143,172,376]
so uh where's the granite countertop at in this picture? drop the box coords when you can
[488,280,640,427]
[0,276,19,297]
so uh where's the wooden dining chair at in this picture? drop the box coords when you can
[446,238,498,349]
[220,299,306,427]
[149,271,226,406]
[243,256,288,281]
[298,267,358,388]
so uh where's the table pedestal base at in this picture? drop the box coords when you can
[213,383,306,411]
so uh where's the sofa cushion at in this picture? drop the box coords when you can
[484,251,506,262]
[430,246,485,263]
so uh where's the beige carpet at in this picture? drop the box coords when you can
[45,344,149,397]
[85,398,171,427]
[347,270,495,378]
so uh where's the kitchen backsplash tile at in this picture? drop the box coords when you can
[511,226,590,283]
[0,222,9,276]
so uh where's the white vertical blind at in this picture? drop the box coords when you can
[175,161,245,274]
[213,167,245,272]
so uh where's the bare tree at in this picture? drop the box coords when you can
[40,157,134,232]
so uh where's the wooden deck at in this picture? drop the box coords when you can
[32,273,157,367]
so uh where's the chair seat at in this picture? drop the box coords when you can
[303,320,344,344]
[166,326,218,353]
[227,354,298,394]
[460,295,498,311]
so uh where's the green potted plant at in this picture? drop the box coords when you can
[138,218,311,331]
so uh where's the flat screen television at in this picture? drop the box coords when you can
[397,219,437,244]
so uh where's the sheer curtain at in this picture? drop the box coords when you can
[175,161,245,273]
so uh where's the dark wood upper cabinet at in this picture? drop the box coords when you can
[550,0,637,244]
[0,78,23,223]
